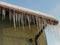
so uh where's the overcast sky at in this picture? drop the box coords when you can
[0,0,60,45]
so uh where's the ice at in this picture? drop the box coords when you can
[32,16,35,25]
[35,17,39,33]
[38,18,41,33]
[2,9,5,20]
[21,13,24,29]
[9,11,12,21]
[24,15,27,25]
[17,14,21,27]
[13,12,16,29]
[27,15,31,29]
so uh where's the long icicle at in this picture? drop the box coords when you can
[2,9,5,20]
[13,11,16,29]
[18,14,21,27]
[25,15,27,26]
[32,16,35,25]
[9,11,12,21]
[38,17,41,33]
[27,15,31,29]
[15,13,18,23]
[21,13,24,29]
[35,16,39,33]
[42,19,47,34]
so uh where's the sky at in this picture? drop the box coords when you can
[0,0,60,45]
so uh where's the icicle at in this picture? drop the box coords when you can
[32,16,35,24]
[9,11,12,21]
[17,14,21,27]
[15,13,18,23]
[27,15,31,29]
[38,18,41,33]
[2,9,5,20]
[13,11,16,29]
[24,15,27,26]
[35,17,39,33]
[21,13,24,29]
[42,19,47,34]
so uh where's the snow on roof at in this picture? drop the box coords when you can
[0,1,58,22]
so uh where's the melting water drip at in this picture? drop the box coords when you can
[2,9,5,20]
[27,15,31,29]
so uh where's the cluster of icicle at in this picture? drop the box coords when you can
[0,9,47,32]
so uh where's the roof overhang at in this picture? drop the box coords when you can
[0,1,58,25]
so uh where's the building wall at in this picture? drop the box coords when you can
[0,20,47,45]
